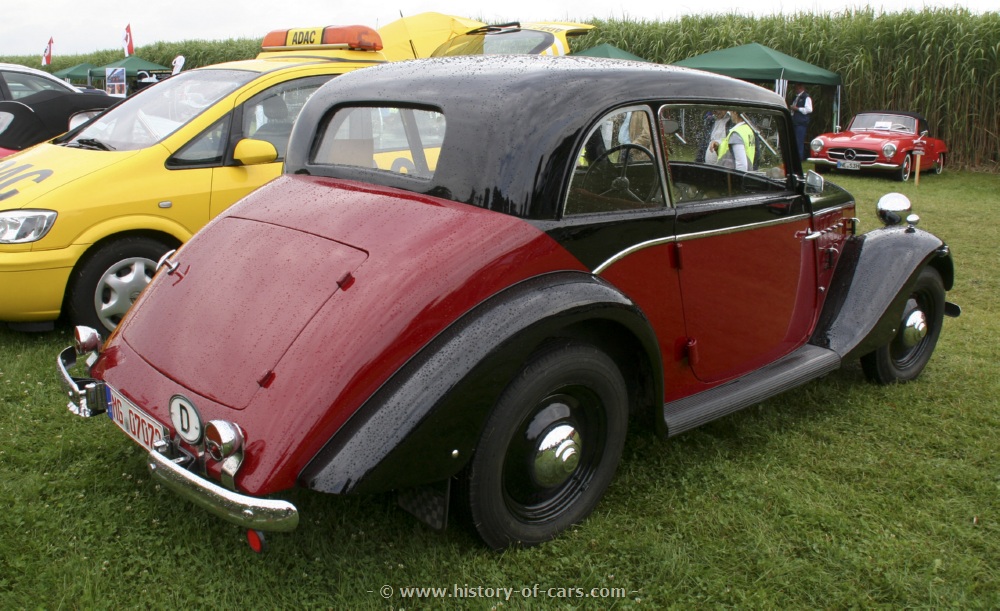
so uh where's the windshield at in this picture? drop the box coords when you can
[432,29,556,56]
[63,69,256,151]
[849,113,917,134]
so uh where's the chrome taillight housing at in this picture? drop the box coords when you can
[204,420,244,462]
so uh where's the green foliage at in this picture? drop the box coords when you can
[580,8,1000,171]
[0,169,998,607]
[2,8,997,168]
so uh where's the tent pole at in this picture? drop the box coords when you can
[835,85,841,132]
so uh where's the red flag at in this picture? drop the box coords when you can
[42,37,53,66]
[123,24,134,57]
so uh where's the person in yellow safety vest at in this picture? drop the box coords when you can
[709,111,756,171]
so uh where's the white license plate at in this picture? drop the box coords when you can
[837,160,861,170]
[107,386,168,451]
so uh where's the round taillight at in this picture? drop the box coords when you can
[204,420,244,462]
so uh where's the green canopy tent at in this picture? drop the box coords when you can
[53,62,97,85]
[573,43,648,62]
[673,43,842,130]
[89,56,169,79]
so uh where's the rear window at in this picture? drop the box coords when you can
[432,30,556,56]
[310,106,445,180]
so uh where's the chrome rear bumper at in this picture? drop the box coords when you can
[148,446,299,532]
[59,342,299,533]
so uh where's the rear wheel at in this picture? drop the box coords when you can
[934,152,945,175]
[861,266,945,384]
[67,236,173,332]
[460,342,628,549]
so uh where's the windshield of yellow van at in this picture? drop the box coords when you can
[65,69,255,152]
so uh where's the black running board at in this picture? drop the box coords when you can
[663,344,841,437]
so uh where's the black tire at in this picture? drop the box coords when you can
[813,163,829,174]
[934,152,945,175]
[67,236,173,332]
[895,153,912,182]
[861,266,945,384]
[460,341,628,549]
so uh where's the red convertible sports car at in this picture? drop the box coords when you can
[808,111,947,181]
[59,56,960,551]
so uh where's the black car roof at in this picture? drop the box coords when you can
[287,54,788,219]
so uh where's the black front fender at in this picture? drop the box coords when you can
[811,226,954,359]
[300,271,662,495]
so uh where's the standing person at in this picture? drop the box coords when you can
[789,83,812,160]
[702,109,733,164]
[710,110,755,171]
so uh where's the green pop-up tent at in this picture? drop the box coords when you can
[674,43,842,129]
[53,62,97,85]
[89,56,169,79]
[573,43,648,62]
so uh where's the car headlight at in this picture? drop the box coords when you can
[0,210,57,243]
[882,142,897,159]
[810,138,824,153]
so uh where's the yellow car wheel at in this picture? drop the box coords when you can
[67,236,175,332]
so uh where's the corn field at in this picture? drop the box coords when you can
[587,8,1000,170]
[3,8,997,169]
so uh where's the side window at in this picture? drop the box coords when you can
[565,107,663,215]
[658,105,789,204]
[168,114,231,168]
[311,106,445,179]
[242,76,332,159]
[4,72,69,99]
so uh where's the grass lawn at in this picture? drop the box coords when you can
[1,168,997,608]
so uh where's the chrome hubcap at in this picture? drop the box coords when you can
[901,309,928,348]
[532,424,582,488]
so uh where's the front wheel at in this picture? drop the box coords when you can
[861,266,945,384]
[460,342,629,549]
[895,153,912,182]
[67,236,174,332]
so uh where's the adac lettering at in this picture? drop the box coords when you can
[291,30,317,45]
[0,161,53,201]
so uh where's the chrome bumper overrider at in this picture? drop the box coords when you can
[58,343,299,533]
[148,446,299,532]
[58,346,108,417]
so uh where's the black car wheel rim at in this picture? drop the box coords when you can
[890,291,936,369]
[501,389,606,523]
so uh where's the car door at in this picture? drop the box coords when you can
[659,104,818,384]
[208,75,333,218]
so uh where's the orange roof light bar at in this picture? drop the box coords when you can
[261,25,383,51]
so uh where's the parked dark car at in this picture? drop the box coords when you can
[0,90,116,157]
[60,55,959,551]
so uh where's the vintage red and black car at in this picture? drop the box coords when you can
[59,55,959,550]
[808,111,948,181]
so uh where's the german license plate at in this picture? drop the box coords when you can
[837,160,861,170]
[107,386,168,451]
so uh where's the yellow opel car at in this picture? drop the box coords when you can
[0,17,471,332]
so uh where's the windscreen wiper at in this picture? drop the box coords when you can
[68,138,116,151]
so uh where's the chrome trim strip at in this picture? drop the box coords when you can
[57,346,107,417]
[676,213,811,242]
[593,236,675,274]
[593,213,810,274]
[148,449,299,532]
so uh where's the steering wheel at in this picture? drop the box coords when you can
[583,143,658,203]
